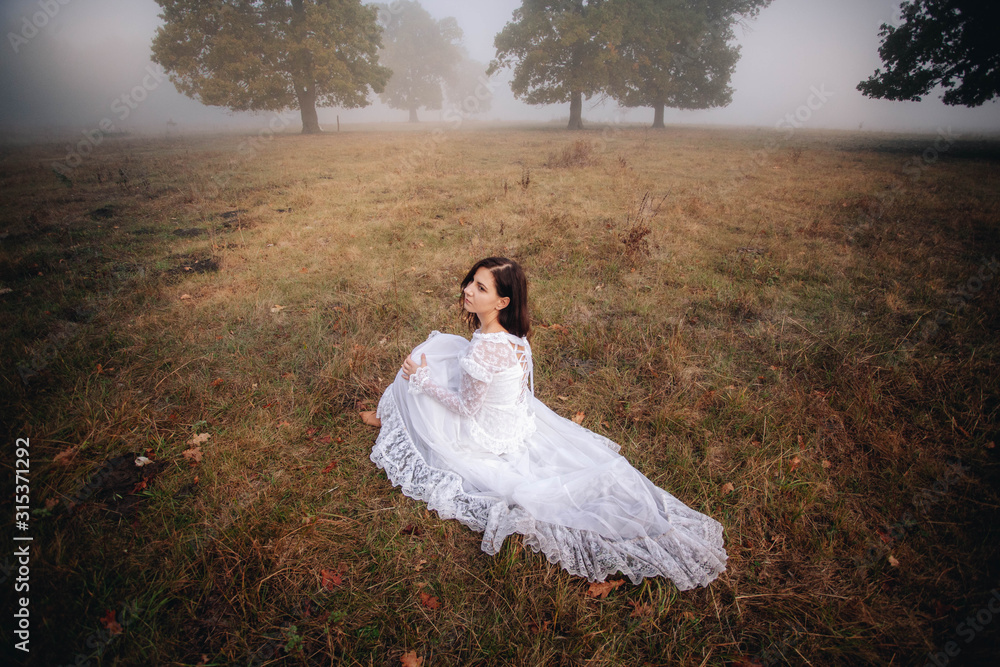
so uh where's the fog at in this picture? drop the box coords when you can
[2,0,997,138]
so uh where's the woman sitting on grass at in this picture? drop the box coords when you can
[364,256,727,588]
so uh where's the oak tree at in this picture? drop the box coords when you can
[490,0,621,130]
[858,0,1000,107]
[151,0,390,134]
[608,0,771,128]
[375,0,463,122]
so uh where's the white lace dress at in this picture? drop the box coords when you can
[371,329,727,588]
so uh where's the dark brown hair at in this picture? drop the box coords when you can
[459,257,530,339]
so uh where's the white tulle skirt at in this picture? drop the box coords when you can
[371,332,728,588]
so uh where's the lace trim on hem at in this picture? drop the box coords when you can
[372,387,728,588]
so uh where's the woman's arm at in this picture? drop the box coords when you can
[405,339,510,417]
[408,363,490,417]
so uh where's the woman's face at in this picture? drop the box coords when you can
[463,266,508,319]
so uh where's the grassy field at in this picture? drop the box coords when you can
[2,122,999,666]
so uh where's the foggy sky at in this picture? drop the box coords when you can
[1,0,998,138]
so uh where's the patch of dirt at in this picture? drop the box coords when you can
[172,228,204,237]
[163,255,220,280]
[89,205,116,220]
[68,453,168,518]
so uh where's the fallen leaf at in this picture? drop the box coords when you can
[721,482,735,494]
[935,601,958,616]
[131,479,148,493]
[278,420,291,427]
[321,460,338,473]
[187,433,210,446]
[585,579,625,599]
[731,657,764,667]
[414,559,428,571]
[572,412,585,425]
[628,600,654,618]
[986,441,995,449]
[182,446,203,464]
[53,446,78,466]
[528,619,551,633]
[419,591,440,609]
[360,411,380,426]
[400,651,423,667]
[210,377,224,387]
[888,555,900,567]
[402,524,423,536]
[789,456,801,472]
[270,305,285,313]
[822,459,832,469]
[99,609,123,635]
[321,569,343,589]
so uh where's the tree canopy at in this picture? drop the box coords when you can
[490,0,621,130]
[375,1,464,122]
[490,0,771,130]
[445,50,493,118]
[151,0,390,134]
[608,0,770,128]
[858,0,1000,107]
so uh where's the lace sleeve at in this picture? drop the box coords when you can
[407,338,514,417]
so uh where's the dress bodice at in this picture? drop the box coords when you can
[409,329,536,455]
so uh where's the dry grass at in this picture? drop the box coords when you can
[1,123,999,666]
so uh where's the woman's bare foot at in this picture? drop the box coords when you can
[360,411,381,427]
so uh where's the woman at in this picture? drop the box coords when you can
[367,257,727,588]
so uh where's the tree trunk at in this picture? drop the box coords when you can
[298,86,322,134]
[652,101,665,129]
[567,91,584,130]
[409,107,419,123]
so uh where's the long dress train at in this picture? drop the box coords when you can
[370,329,727,588]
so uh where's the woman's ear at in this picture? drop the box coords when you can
[497,296,510,310]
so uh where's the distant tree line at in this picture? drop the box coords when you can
[149,0,995,134]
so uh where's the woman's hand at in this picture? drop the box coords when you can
[401,353,428,381]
